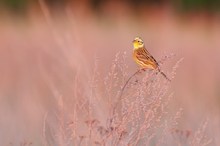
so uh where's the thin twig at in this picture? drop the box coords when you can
[119,70,141,99]
[111,69,141,117]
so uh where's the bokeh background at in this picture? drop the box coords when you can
[0,0,220,145]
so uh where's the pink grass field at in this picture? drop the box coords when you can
[0,2,220,146]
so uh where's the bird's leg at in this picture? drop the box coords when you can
[141,68,147,71]
[138,68,146,73]
[137,68,142,74]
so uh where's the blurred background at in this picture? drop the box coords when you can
[0,0,220,145]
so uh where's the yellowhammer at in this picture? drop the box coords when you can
[132,36,171,81]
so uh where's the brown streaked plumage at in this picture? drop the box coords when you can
[132,37,171,81]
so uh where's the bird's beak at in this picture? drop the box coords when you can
[132,40,135,43]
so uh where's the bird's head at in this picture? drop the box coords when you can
[133,36,144,50]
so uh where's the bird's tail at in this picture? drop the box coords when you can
[158,69,171,82]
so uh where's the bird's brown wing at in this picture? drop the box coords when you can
[143,47,159,66]
[136,47,159,69]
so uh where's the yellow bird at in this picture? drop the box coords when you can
[132,36,171,81]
